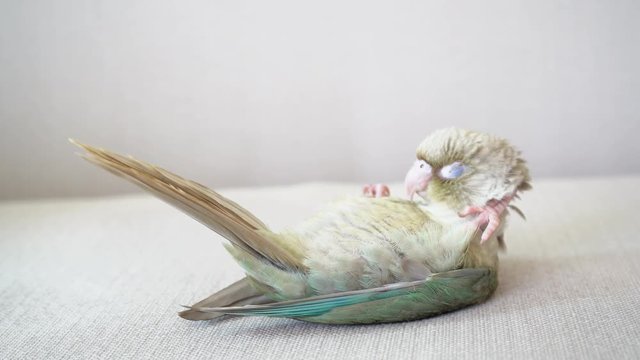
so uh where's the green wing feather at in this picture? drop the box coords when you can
[188,268,497,324]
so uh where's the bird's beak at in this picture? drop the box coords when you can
[404,161,432,200]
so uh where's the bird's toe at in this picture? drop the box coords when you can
[362,184,390,198]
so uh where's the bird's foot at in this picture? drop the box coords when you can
[459,195,513,243]
[362,184,390,198]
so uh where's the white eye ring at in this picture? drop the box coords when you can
[440,162,465,179]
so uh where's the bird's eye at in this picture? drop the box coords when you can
[440,162,465,179]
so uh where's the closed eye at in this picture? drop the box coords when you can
[440,162,465,179]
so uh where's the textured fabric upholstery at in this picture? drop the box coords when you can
[1,177,639,359]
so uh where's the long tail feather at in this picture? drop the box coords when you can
[71,140,307,271]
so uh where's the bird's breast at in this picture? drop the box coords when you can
[290,197,478,294]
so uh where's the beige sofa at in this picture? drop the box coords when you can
[1,177,639,359]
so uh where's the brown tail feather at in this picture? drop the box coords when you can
[71,140,306,271]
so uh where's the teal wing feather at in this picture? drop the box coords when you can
[188,268,497,324]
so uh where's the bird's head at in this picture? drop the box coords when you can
[405,128,531,211]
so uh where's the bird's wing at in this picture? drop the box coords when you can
[71,140,307,271]
[187,268,496,324]
[179,277,272,321]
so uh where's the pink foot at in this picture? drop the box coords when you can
[459,195,513,243]
[362,184,390,198]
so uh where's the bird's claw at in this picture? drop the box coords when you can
[362,184,390,198]
[459,196,513,243]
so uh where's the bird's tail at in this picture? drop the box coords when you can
[71,140,306,272]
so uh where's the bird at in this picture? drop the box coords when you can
[71,127,530,324]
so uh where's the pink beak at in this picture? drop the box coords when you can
[405,160,432,200]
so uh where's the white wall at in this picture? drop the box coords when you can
[1,0,639,200]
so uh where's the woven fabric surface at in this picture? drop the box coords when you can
[1,177,639,359]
